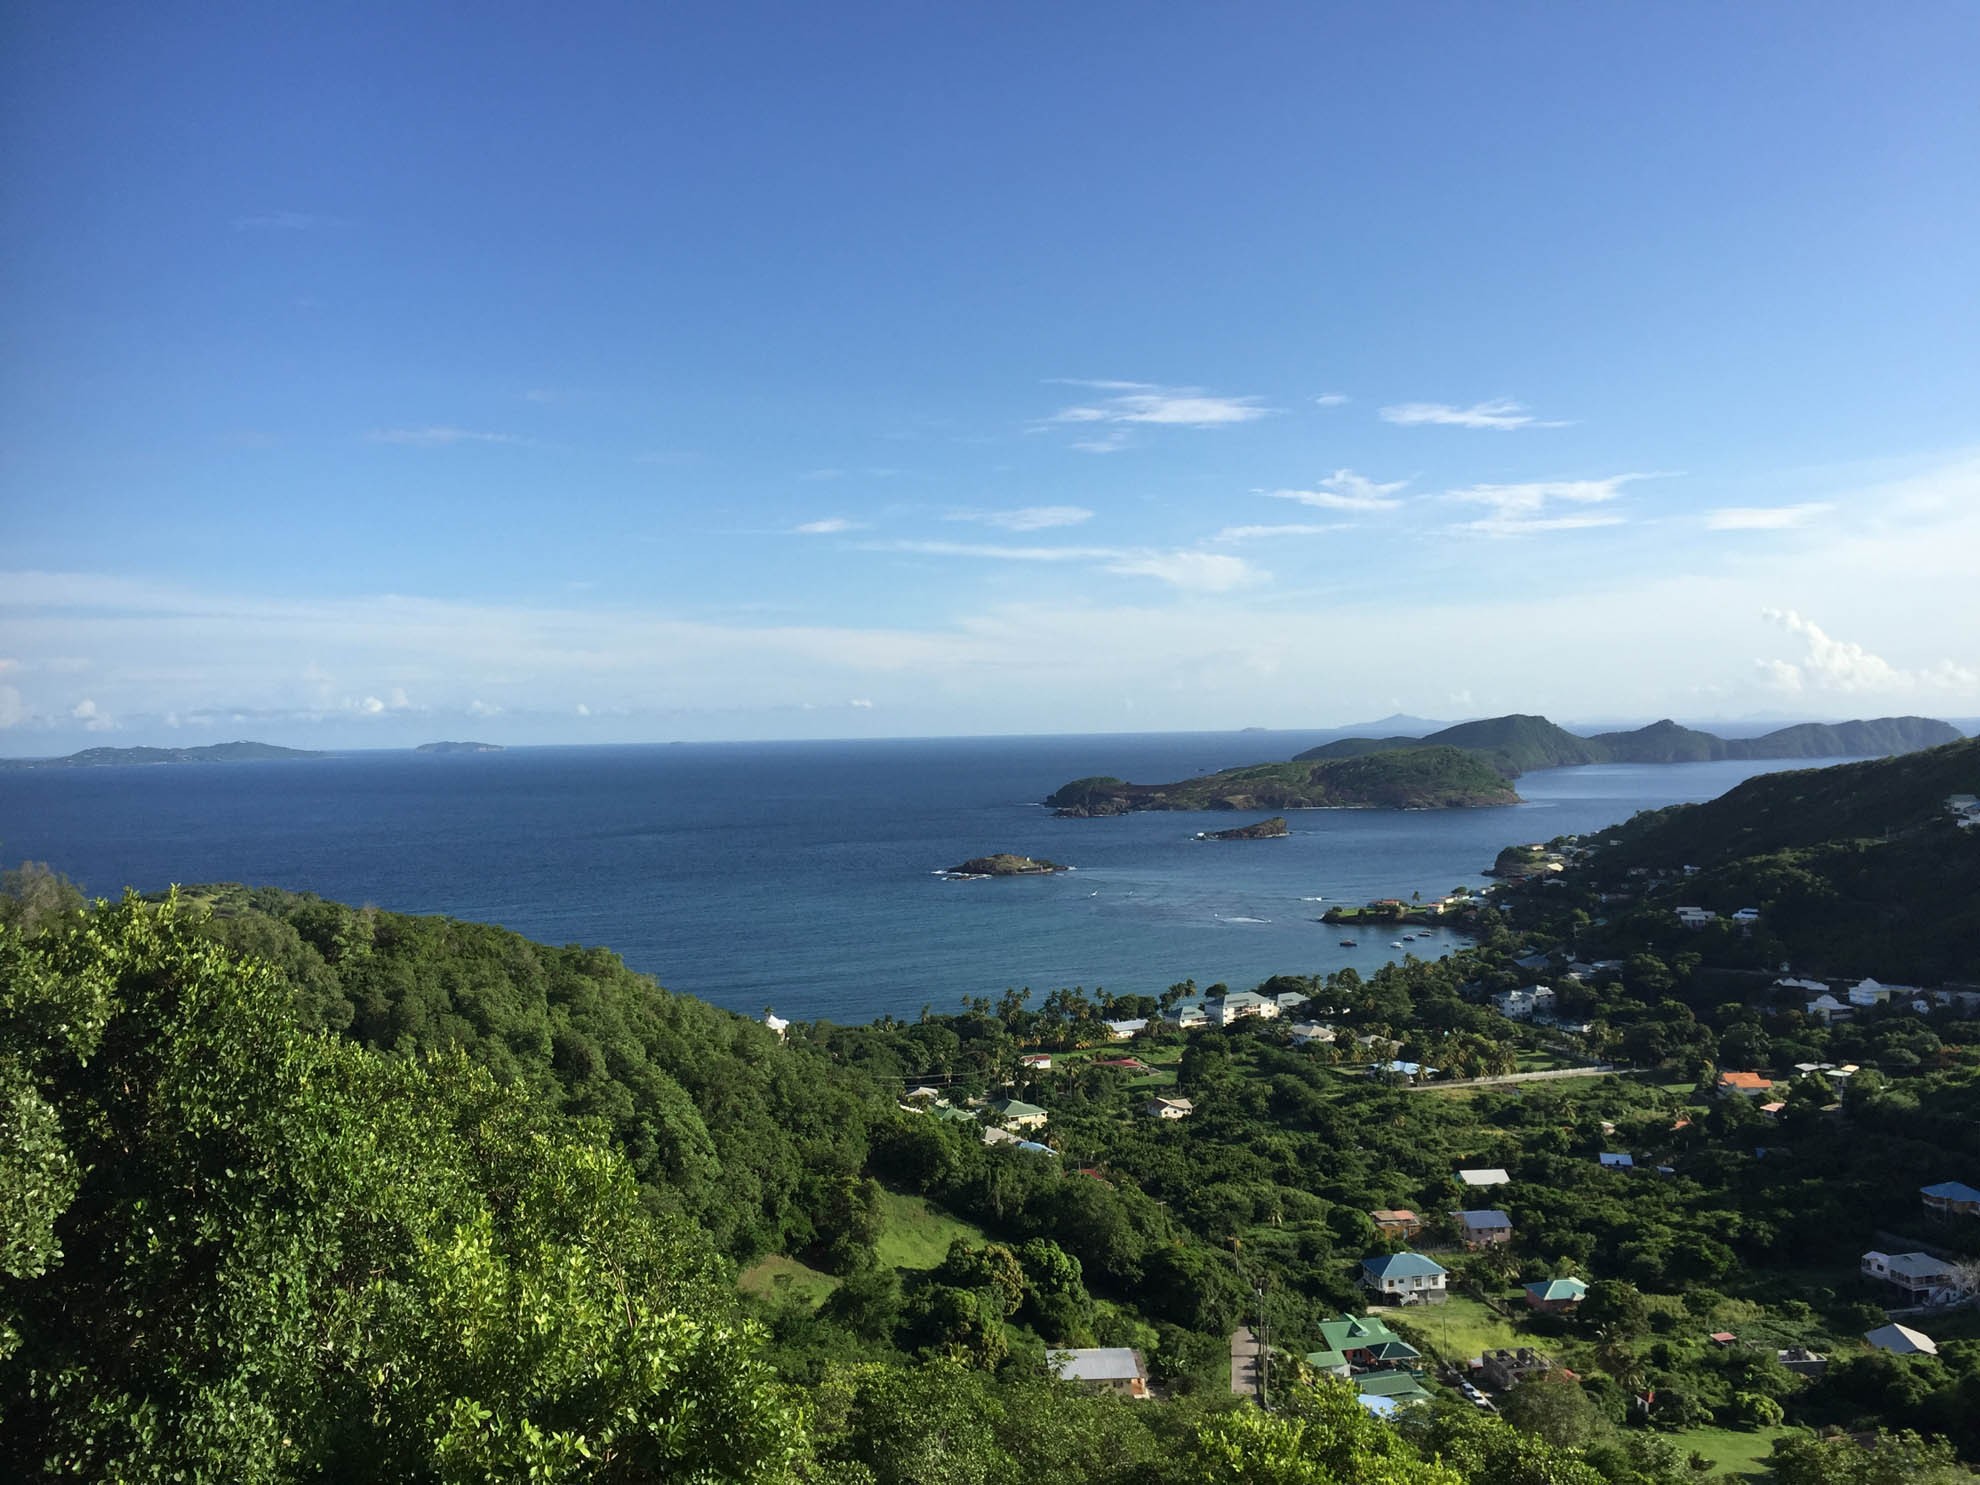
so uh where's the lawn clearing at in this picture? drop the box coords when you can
[1670,1423,1793,1480]
[738,1254,839,1310]
[872,1187,989,1271]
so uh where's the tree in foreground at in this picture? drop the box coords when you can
[0,894,804,1481]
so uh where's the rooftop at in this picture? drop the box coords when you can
[1363,1252,1448,1280]
[1458,1168,1511,1186]
[1047,1347,1144,1383]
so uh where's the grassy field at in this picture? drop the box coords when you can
[1671,1423,1793,1480]
[738,1253,839,1310]
[872,1187,989,1271]
[1390,1295,1527,1365]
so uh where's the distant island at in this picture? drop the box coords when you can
[0,740,325,770]
[1195,816,1290,841]
[1292,712,1960,777]
[942,853,1069,878]
[1047,746,1518,816]
[1047,713,1962,818]
[415,740,504,754]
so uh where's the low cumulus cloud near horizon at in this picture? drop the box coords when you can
[1756,609,1978,695]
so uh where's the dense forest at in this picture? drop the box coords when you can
[3,736,1978,1480]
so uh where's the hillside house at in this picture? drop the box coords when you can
[1865,1324,1938,1356]
[1922,1181,1980,1218]
[1716,1070,1773,1099]
[1458,1168,1511,1188]
[1456,1209,1513,1248]
[1523,1277,1588,1312]
[1479,1347,1556,1392]
[1103,1018,1147,1040]
[1491,986,1557,1021]
[987,1098,1048,1130]
[1166,1002,1210,1030]
[763,1011,790,1038]
[1271,992,1311,1015]
[1777,1347,1828,1378]
[1019,1053,1053,1070]
[1599,1153,1634,1170]
[1674,906,1716,929]
[1369,1060,1436,1083]
[1354,1370,1434,1411]
[1210,990,1280,1024]
[1304,1313,1420,1377]
[1289,1021,1337,1045]
[1733,907,1760,927]
[1092,1056,1151,1073]
[1143,1095,1193,1120]
[1370,1209,1421,1240]
[1360,1252,1449,1305]
[1861,1250,1964,1308]
[1047,1347,1150,1398]
[1805,993,1852,1024]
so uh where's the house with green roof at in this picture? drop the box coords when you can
[1522,1277,1588,1312]
[1354,1370,1434,1405]
[1359,1251,1448,1305]
[987,1097,1048,1130]
[1304,1313,1422,1377]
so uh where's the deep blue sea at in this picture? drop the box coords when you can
[0,734,1853,1025]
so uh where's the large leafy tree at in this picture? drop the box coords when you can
[0,894,805,1481]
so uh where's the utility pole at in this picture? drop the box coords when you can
[1256,1278,1270,1411]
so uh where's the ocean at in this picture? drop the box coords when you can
[0,733,1849,1025]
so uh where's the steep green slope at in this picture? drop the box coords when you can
[1727,715,1962,758]
[1589,738,1980,980]
[187,885,887,1262]
[1589,719,1729,762]
[1047,745,1518,815]
[1298,714,1604,773]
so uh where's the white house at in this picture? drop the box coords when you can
[1360,1252,1449,1305]
[1805,993,1852,1025]
[1674,906,1716,929]
[1458,1168,1511,1188]
[1289,1021,1337,1046]
[1104,1018,1148,1040]
[1210,990,1281,1024]
[1144,1095,1194,1120]
[763,1011,790,1038]
[1048,1347,1151,1398]
[1861,1251,1965,1308]
[1491,986,1557,1021]
[1271,992,1311,1015]
[1865,1324,1938,1356]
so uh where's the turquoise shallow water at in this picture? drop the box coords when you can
[0,733,1850,1023]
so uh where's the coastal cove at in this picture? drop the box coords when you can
[0,732,1862,1025]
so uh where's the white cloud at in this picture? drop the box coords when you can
[0,685,24,729]
[1101,551,1261,592]
[467,699,502,717]
[1314,393,1349,407]
[71,698,112,732]
[1264,469,1407,512]
[357,695,386,715]
[1212,523,1347,542]
[849,698,873,709]
[1380,397,1567,431]
[1070,430,1131,454]
[367,427,520,448]
[1447,474,1640,535]
[877,539,1262,593]
[947,506,1095,532]
[1705,503,1832,531]
[1758,609,1977,694]
[1044,380,1271,430]
[793,517,864,534]
[575,702,591,716]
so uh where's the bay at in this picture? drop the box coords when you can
[0,733,1850,1024]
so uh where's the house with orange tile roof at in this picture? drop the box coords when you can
[1716,1070,1773,1098]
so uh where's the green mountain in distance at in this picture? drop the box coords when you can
[1294,712,1960,776]
[0,740,326,769]
[1047,744,1518,815]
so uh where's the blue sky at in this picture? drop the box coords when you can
[3,3,1976,750]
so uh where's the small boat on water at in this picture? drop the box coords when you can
[1390,940,1405,948]
[1339,939,1357,947]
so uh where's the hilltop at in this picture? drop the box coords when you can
[1048,745,1518,815]
[0,740,325,769]
[414,739,504,754]
[1294,712,1958,777]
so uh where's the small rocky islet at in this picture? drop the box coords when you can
[941,853,1070,879]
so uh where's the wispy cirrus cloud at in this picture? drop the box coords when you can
[366,426,521,448]
[946,506,1094,532]
[1314,393,1349,407]
[1041,380,1272,443]
[1705,503,1832,531]
[1380,397,1567,431]
[1212,522,1348,543]
[1447,474,1640,535]
[793,517,865,534]
[1757,609,1977,694]
[1263,469,1407,512]
[874,539,1261,593]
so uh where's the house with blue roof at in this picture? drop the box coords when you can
[1523,1277,1588,1312]
[1360,1251,1448,1305]
[1922,1181,1980,1218]
[1455,1209,1513,1247]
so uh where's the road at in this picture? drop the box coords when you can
[1405,1065,1621,1091]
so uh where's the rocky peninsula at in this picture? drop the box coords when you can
[1047,746,1517,816]
[1195,816,1290,841]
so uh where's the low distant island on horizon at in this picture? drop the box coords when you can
[414,740,505,755]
